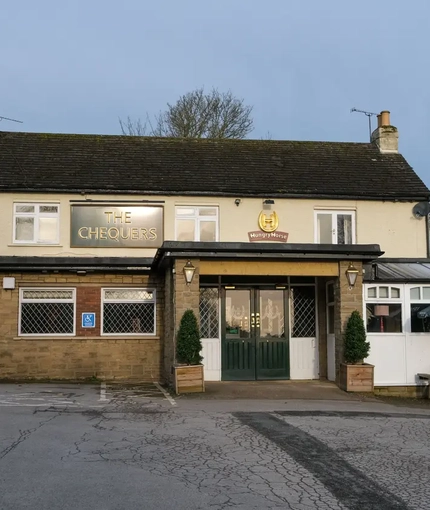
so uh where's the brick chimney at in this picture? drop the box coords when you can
[371,110,399,153]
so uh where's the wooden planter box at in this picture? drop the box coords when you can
[340,363,374,392]
[173,364,205,395]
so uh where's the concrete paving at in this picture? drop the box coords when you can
[1,383,430,509]
[191,380,374,400]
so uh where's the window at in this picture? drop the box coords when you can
[14,203,59,244]
[290,286,316,337]
[19,288,75,336]
[315,211,355,244]
[199,288,219,338]
[175,206,218,242]
[365,285,402,333]
[101,289,156,335]
[409,286,430,333]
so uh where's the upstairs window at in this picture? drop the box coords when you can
[13,203,59,244]
[175,206,218,242]
[315,211,355,244]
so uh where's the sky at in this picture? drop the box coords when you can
[2,0,430,185]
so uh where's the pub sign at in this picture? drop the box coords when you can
[70,205,163,248]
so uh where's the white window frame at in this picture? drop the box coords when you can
[406,285,430,335]
[101,288,156,336]
[13,202,60,244]
[175,206,219,242]
[18,287,76,337]
[364,284,403,335]
[314,210,356,245]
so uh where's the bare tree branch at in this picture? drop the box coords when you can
[119,88,254,139]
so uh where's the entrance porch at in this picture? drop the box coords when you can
[156,241,382,388]
[200,277,323,382]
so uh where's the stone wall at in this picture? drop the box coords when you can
[163,264,174,382]
[334,261,363,384]
[0,273,163,382]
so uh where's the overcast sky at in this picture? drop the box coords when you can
[2,1,430,185]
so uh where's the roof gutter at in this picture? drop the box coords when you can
[0,188,428,202]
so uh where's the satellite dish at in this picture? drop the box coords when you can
[412,202,430,219]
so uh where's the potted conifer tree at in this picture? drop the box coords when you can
[340,310,374,392]
[173,309,205,394]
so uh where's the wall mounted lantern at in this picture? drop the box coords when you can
[183,260,196,285]
[345,262,359,289]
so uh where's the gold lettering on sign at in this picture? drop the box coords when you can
[104,211,133,224]
[120,228,130,240]
[88,227,98,239]
[258,210,279,233]
[78,227,88,239]
[74,207,161,246]
[108,227,119,241]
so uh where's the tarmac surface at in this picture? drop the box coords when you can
[1,382,430,510]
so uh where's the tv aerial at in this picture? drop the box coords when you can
[0,115,23,124]
[351,108,377,141]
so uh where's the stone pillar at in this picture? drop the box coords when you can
[174,258,200,330]
[334,261,363,385]
[163,258,200,384]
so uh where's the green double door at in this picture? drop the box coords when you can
[222,288,290,380]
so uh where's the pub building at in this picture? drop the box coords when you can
[1,110,430,394]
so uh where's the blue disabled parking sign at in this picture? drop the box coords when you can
[82,313,96,328]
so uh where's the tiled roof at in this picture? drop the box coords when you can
[0,131,428,200]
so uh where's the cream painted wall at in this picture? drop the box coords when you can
[1,193,427,258]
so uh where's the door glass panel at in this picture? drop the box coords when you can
[337,214,352,244]
[423,287,430,300]
[328,305,335,334]
[225,290,250,339]
[259,290,284,338]
[290,286,316,337]
[411,303,430,332]
[317,214,332,244]
[327,283,334,303]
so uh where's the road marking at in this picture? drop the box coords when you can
[154,382,177,406]
[99,382,109,402]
